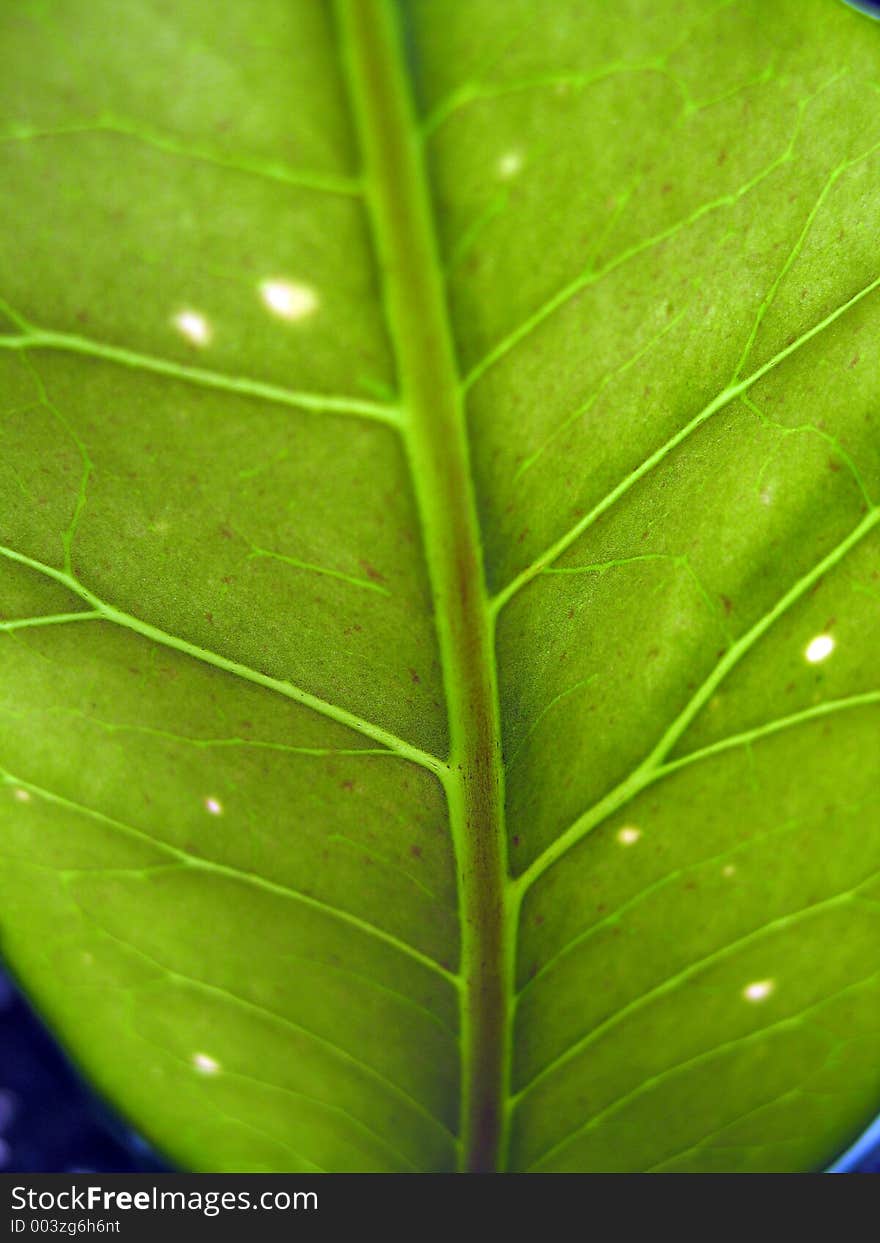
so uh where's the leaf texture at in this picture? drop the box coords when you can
[0,0,878,1173]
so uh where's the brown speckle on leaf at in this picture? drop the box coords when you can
[359,560,386,584]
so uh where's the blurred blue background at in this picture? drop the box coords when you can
[0,964,877,1173]
[843,0,880,18]
[0,968,167,1173]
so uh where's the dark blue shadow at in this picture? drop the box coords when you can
[0,969,167,1173]
[842,0,880,18]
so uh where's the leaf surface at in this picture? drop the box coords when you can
[0,0,878,1173]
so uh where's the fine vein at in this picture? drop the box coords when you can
[0,118,362,196]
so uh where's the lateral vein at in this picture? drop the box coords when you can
[63,905,457,1157]
[526,967,880,1171]
[0,609,102,632]
[659,691,880,778]
[515,509,880,894]
[0,769,456,985]
[513,873,880,1110]
[0,326,400,426]
[0,542,445,776]
[491,273,880,614]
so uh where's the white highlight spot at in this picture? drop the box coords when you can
[497,149,524,179]
[743,979,774,1003]
[12,788,30,803]
[172,309,212,347]
[805,634,835,664]
[259,278,318,322]
[204,796,223,816]
[192,1052,220,1075]
[722,864,737,878]
[617,825,641,846]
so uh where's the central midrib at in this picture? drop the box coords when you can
[337,0,511,1172]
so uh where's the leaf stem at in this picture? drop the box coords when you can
[337,0,510,1172]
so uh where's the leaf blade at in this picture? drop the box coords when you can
[1,0,879,1174]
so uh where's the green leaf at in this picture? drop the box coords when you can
[0,0,878,1173]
